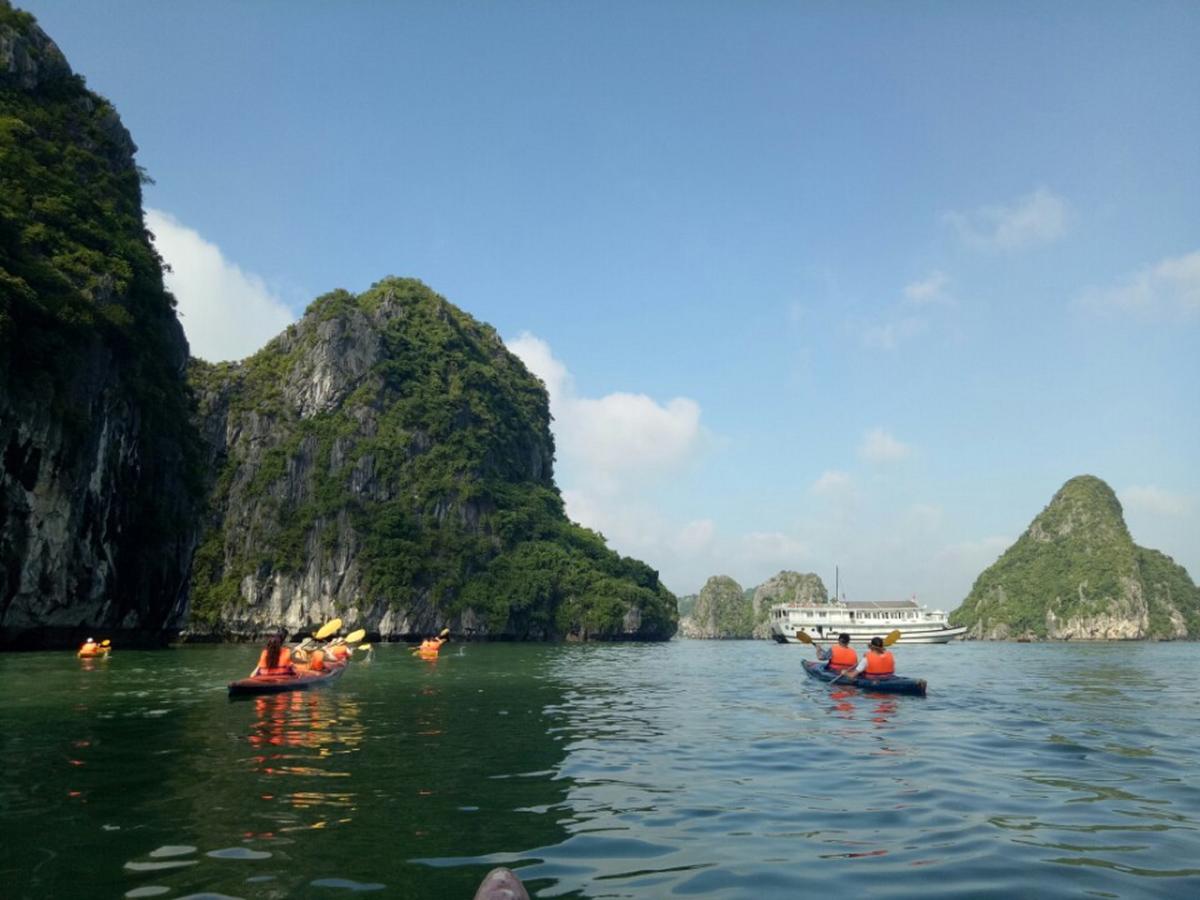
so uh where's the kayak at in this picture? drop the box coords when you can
[802,659,927,697]
[227,662,347,697]
[77,648,110,659]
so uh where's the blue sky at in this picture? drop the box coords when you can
[23,1,1199,604]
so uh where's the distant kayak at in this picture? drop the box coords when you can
[228,662,347,697]
[802,659,927,697]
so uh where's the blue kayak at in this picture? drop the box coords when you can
[802,659,927,697]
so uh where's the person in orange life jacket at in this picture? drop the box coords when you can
[419,628,450,653]
[328,640,351,663]
[847,636,895,679]
[254,632,296,677]
[306,646,328,671]
[79,637,99,655]
[817,633,857,670]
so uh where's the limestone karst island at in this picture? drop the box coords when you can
[3,3,1200,899]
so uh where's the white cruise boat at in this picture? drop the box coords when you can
[769,597,966,644]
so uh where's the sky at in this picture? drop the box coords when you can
[22,1,1200,607]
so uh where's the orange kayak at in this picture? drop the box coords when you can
[228,661,347,697]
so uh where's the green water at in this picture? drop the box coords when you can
[2,641,1199,898]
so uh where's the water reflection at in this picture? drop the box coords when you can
[244,691,365,832]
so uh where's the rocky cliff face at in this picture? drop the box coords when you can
[678,570,829,639]
[950,475,1199,640]
[750,570,827,638]
[0,4,200,648]
[188,279,677,641]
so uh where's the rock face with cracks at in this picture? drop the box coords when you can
[187,280,678,642]
[1,3,200,648]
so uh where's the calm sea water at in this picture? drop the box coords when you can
[2,641,1198,899]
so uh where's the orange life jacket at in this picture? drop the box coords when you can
[331,644,350,661]
[79,641,99,656]
[256,646,294,676]
[420,638,443,652]
[307,649,326,671]
[864,649,895,677]
[828,645,858,669]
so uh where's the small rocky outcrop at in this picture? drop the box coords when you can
[950,475,1199,640]
[750,571,827,638]
[678,575,754,638]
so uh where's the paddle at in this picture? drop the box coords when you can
[411,628,451,655]
[313,618,343,641]
[794,631,821,651]
[345,629,366,644]
[829,629,902,686]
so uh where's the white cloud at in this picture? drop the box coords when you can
[934,536,1011,576]
[862,316,927,350]
[811,469,852,496]
[146,209,294,361]
[860,428,913,463]
[1120,485,1191,517]
[903,270,953,306]
[738,531,810,565]
[944,187,1069,250]
[507,332,704,485]
[1078,249,1200,319]
[906,503,943,531]
[674,519,717,555]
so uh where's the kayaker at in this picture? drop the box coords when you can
[817,633,857,671]
[79,637,99,657]
[329,639,351,663]
[254,632,296,677]
[846,636,895,680]
[418,628,450,656]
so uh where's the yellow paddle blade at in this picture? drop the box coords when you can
[439,627,450,638]
[357,643,372,652]
[100,639,111,647]
[313,618,343,640]
[345,629,366,644]
[884,629,902,646]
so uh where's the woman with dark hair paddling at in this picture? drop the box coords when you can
[253,631,296,677]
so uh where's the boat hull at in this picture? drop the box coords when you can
[802,659,927,696]
[228,662,347,697]
[773,624,966,644]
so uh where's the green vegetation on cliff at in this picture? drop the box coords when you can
[681,576,755,638]
[1,3,200,644]
[0,3,187,420]
[950,475,1200,639]
[190,278,677,639]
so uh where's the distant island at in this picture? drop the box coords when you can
[678,571,827,639]
[950,475,1199,640]
[679,476,1199,643]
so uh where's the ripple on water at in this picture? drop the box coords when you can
[309,877,387,891]
[206,847,272,860]
[148,845,196,858]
